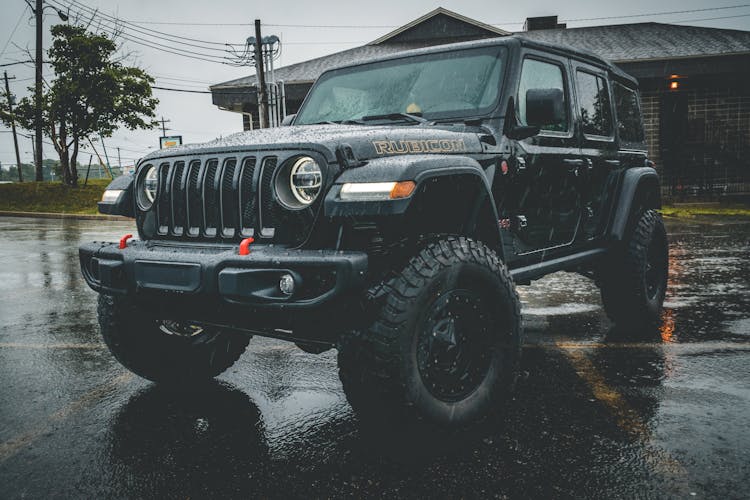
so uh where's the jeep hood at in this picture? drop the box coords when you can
[139,124,484,164]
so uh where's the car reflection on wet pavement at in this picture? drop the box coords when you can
[0,215,748,499]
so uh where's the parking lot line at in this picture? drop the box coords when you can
[0,372,133,464]
[0,342,105,349]
[557,340,695,495]
[535,340,750,352]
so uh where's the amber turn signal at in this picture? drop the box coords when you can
[390,181,416,199]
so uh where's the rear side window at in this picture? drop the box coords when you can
[518,58,568,133]
[576,70,613,138]
[613,83,645,143]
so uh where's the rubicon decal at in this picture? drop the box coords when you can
[372,139,467,155]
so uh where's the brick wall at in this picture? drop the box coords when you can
[641,78,750,200]
[640,90,661,171]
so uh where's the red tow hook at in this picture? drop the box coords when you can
[119,234,133,249]
[239,237,255,255]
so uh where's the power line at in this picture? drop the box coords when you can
[152,74,216,85]
[92,142,149,154]
[155,80,208,90]
[54,0,243,49]
[283,41,367,45]
[0,6,29,60]
[152,85,253,94]
[49,1,233,60]
[7,76,35,83]
[559,4,750,24]
[152,86,211,94]
[106,20,255,27]
[91,29,230,64]
[670,12,750,23]
[47,0,235,64]
[0,60,35,67]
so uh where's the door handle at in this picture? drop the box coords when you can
[563,159,585,166]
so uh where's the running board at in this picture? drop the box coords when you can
[509,248,607,284]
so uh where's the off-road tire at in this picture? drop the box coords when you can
[338,237,522,427]
[98,294,250,383]
[600,209,669,328]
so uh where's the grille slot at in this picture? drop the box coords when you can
[156,162,171,234]
[170,161,186,235]
[258,157,278,238]
[202,159,220,237]
[219,158,238,237]
[239,157,257,236]
[186,160,203,236]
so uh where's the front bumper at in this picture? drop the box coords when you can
[79,240,368,310]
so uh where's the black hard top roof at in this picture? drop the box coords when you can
[316,35,638,87]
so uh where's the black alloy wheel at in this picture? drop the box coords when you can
[417,289,494,402]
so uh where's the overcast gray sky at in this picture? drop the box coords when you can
[1,0,749,169]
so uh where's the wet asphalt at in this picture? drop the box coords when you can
[0,215,748,499]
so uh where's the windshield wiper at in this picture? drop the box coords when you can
[359,113,430,124]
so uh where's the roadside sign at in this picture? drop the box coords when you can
[160,135,183,149]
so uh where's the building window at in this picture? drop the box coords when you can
[576,70,613,138]
[613,83,645,143]
[518,58,568,133]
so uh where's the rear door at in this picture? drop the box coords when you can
[508,52,584,259]
[571,62,619,240]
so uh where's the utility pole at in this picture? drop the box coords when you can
[160,116,171,137]
[100,137,114,179]
[3,71,22,182]
[86,137,108,178]
[83,154,92,186]
[117,147,122,174]
[28,0,67,181]
[34,0,43,181]
[253,19,269,129]
[30,137,36,174]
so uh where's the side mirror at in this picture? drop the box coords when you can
[281,114,296,126]
[504,97,540,141]
[526,88,565,128]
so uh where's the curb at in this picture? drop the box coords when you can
[0,211,131,222]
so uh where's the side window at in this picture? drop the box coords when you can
[613,83,645,143]
[518,58,568,132]
[576,70,613,138]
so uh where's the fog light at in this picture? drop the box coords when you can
[279,273,295,296]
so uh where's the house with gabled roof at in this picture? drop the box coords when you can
[211,8,750,199]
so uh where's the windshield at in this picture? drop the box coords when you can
[295,46,506,125]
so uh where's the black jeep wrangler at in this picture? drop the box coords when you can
[81,36,668,427]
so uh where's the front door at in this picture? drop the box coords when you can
[506,53,583,260]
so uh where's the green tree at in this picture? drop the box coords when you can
[0,25,157,186]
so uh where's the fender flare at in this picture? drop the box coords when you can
[324,154,505,257]
[324,154,495,216]
[97,175,135,217]
[608,167,661,241]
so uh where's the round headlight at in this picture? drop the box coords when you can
[289,157,322,205]
[138,165,158,210]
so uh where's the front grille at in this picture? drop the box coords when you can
[142,153,317,245]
